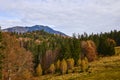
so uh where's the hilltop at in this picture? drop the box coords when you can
[2,25,66,36]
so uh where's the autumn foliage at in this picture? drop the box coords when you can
[67,58,74,70]
[41,49,58,71]
[48,64,55,74]
[21,69,32,80]
[2,33,33,80]
[60,59,67,74]
[0,31,3,79]
[36,64,42,76]
[55,60,60,72]
[81,57,88,72]
[81,40,97,62]
[1,29,120,79]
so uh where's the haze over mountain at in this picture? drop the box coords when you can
[2,25,66,36]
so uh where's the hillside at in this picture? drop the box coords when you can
[40,55,120,80]
[1,33,33,80]
[1,30,120,80]
[2,25,66,36]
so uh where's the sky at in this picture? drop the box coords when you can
[0,0,120,36]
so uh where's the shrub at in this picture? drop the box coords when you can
[36,64,42,76]
[60,59,67,74]
[67,58,74,70]
[48,64,55,74]
[81,57,88,72]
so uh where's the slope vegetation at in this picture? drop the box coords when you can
[40,55,120,80]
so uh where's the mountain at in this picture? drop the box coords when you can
[2,25,66,36]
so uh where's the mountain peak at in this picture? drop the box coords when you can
[2,25,66,36]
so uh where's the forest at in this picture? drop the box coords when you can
[0,30,119,80]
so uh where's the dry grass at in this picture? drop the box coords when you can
[115,46,120,55]
[38,55,120,80]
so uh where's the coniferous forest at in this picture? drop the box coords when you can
[0,29,120,80]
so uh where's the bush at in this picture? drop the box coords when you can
[48,64,55,74]
[67,58,74,70]
[60,59,67,74]
[55,60,60,71]
[36,64,42,76]
[81,57,88,72]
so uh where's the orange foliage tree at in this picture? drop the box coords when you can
[2,33,33,80]
[81,40,97,62]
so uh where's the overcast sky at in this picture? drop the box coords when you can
[0,0,120,36]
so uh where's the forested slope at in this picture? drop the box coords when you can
[1,30,120,80]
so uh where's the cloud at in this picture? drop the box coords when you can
[0,0,120,35]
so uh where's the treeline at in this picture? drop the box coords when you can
[79,30,118,56]
[16,31,82,69]
[16,30,117,72]
[1,29,120,80]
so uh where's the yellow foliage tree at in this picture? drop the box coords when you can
[81,57,88,72]
[49,64,55,74]
[67,58,74,70]
[60,59,67,74]
[36,64,42,76]
[55,60,60,71]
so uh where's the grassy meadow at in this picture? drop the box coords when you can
[39,55,120,80]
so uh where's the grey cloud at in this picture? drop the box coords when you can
[0,0,120,35]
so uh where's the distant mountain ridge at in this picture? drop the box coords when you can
[2,25,66,36]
